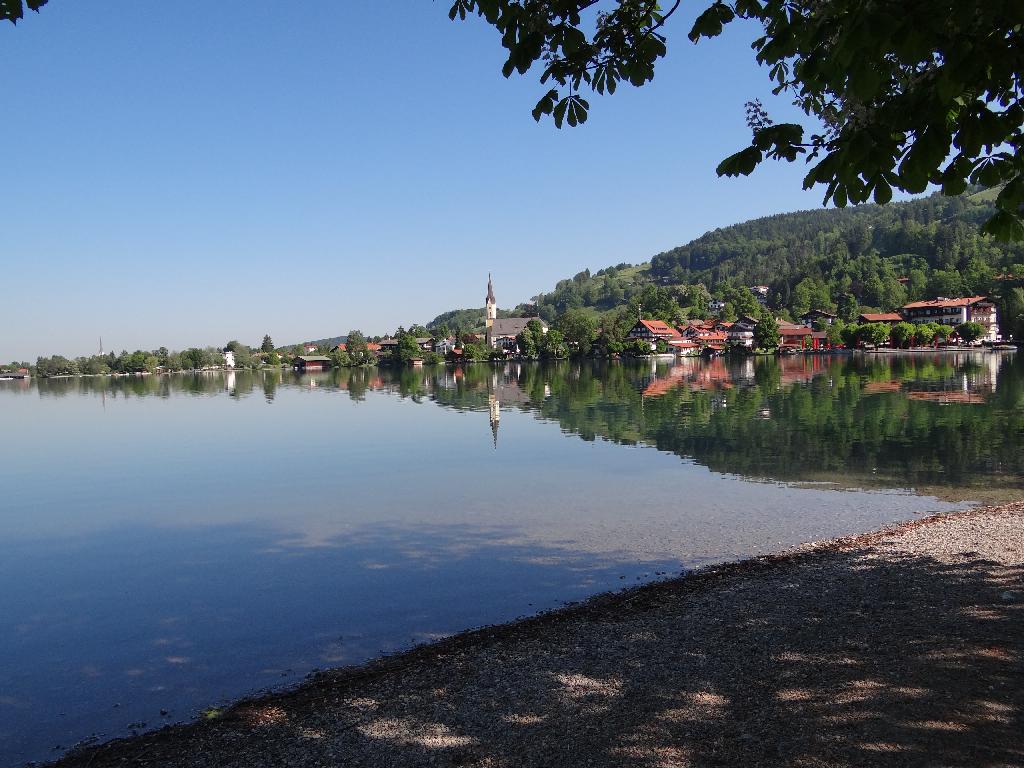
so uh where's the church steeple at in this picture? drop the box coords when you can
[485,273,497,331]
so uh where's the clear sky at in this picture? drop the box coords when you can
[3,1,833,360]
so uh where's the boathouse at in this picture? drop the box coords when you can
[294,355,332,372]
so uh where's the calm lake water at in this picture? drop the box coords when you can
[2,353,1022,764]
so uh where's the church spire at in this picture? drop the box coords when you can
[485,273,497,333]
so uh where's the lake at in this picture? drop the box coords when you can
[2,352,1021,765]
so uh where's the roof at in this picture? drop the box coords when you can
[490,317,547,337]
[486,273,496,304]
[334,343,381,351]
[800,309,837,318]
[779,326,813,336]
[902,296,990,310]
[296,355,331,362]
[634,319,680,337]
[859,312,903,322]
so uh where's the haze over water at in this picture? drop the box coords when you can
[2,353,1021,765]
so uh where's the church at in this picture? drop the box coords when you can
[483,274,547,349]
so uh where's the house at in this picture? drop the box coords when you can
[303,343,319,354]
[668,339,701,356]
[800,309,838,328]
[482,275,549,350]
[901,296,999,341]
[858,312,903,325]
[626,319,684,351]
[376,338,400,356]
[750,285,770,305]
[709,299,727,313]
[294,355,332,372]
[627,319,680,342]
[778,322,815,349]
[682,324,728,344]
[433,337,458,356]
[416,338,434,352]
[333,342,382,355]
[727,318,756,347]
[488,317,548,350]
[223,349,236,368]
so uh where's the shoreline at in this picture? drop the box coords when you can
[47,502,1024,768]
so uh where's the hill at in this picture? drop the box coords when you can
[428,191,1024,340]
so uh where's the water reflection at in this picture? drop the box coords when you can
[1,353,1020,764]
[8,352,1022,497]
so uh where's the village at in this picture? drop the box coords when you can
[621,293,1005,357]
[288,280,1010,373]
[9,278,1014,381]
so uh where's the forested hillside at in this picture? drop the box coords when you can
[649,190,1023,311]
[429,191,1024,342]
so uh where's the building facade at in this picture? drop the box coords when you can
[483,275,547,349]
[626,319,683,350]
[900,297,999,341]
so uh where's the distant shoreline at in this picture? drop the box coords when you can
[9,345,1018,381]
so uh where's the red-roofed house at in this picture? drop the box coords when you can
[627,319,683,350]
[858,312,903,324]
[333,342,382,355]
[779,323,815,350]
[900,296,998,341]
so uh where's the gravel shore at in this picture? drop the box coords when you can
[51,503,1023,768]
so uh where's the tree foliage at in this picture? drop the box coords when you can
[555,307,598,351]
[889,322,917,349]
[955,320,986,344]
[753,314,779,349]
[0,0,46,24]
[345,330,371,365]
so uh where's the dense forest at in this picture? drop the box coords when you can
[430,191,1024,342]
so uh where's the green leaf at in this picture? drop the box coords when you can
[873,178,892,205]
[531,89,558,122]
[553,97,569,128]
[981,209,1024,242]
[941,175,968,196]
[2,0,24,22]
[688,3,734,42]
[716,146,763,177]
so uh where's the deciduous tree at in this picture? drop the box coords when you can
[753,314,780,349]
[955,321,986,344]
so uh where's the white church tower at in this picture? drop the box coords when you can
[485,273,497,330]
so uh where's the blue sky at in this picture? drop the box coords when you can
[3,1,832,360]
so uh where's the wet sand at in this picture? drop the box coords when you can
[50,502,1023,768]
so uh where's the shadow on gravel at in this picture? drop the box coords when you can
[56,545,1023,768]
